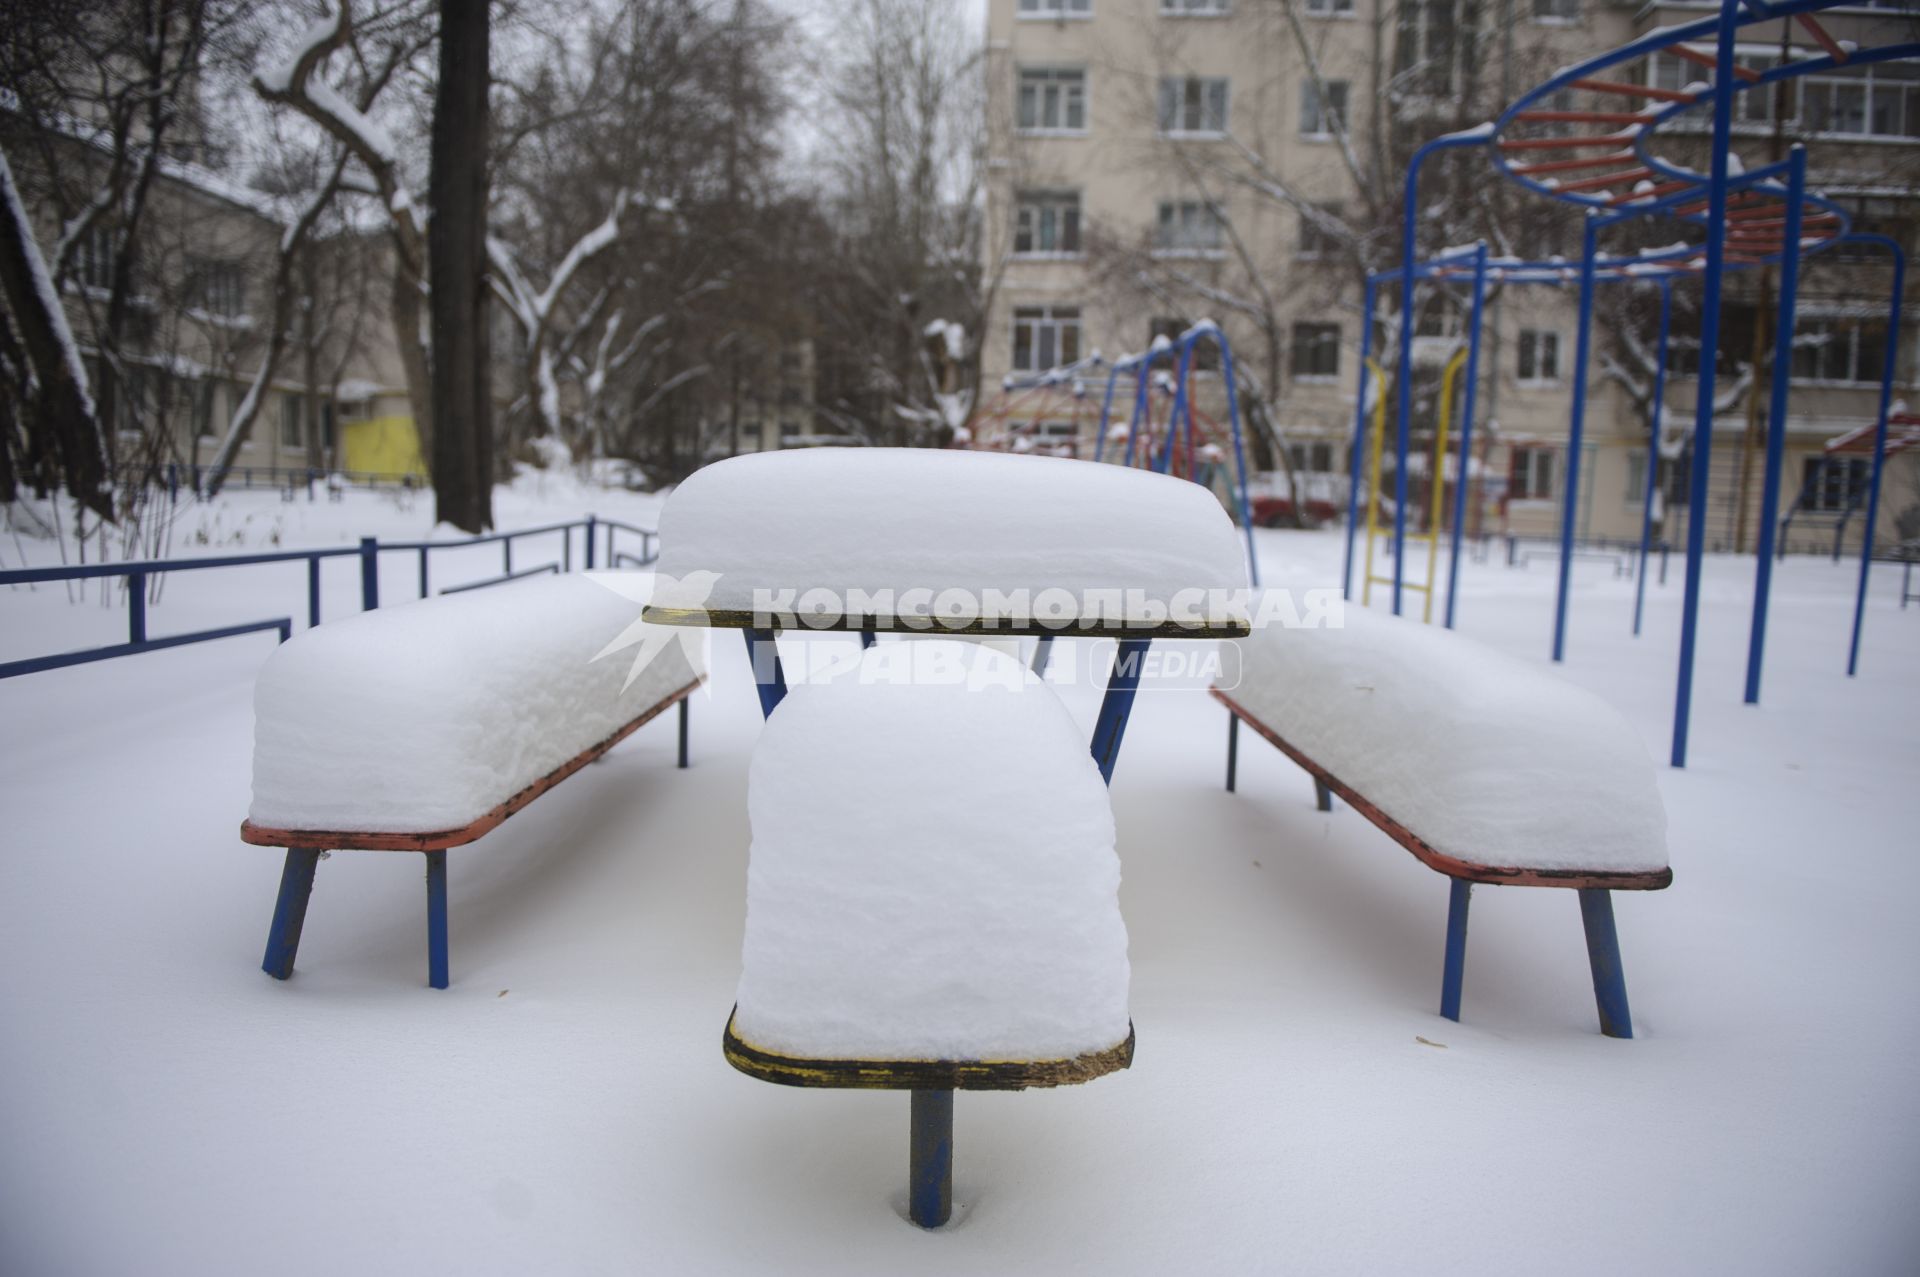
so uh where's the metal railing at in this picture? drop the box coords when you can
[0,513,658,681]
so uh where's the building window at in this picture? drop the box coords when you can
[1517,329,1560,383]
[1626,449,1647,505]
[1290,322,1341,380]
[1793,318,1888,384]
[189,259,247,318]
[1802,457,1869,512]
[279,392,304,449]
[1158,76,1229,135]
[1511,447,1556,500]
[1532,0,1577,20]
[1014,190,1082,255]
[1304,0,1353,14]
[1296,203,1342,259]
[1017,68,1087,133]
[1299,80,1349,137]
[1154,200,1226,254]
[197,381,221,439]
[1830,197,1915,261]
[779,421,802,446]
[1395,1,1481,97]
[1290,441,1336,472]
[73,222,116,291]
[1162,0,1232,17]
[1148,316,1220,369]
[1802,63,1920,139]
[1019,0,1092,16]
[1012,304,1083,372]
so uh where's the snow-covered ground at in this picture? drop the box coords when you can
[2,479,1916,1275]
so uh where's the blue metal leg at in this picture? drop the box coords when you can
[859,628,876,650]
[262,847,321,980]
[1313,778,1332,813]
[1090,638,1151,785]
[1225,711,1238,792]
[677,696,689,769]
[743,628,787,719]
[1578,888,1633,1039]
[1440,878,1471,1022]
[1030,634,1054,677]
[909,1089,954,1228]
[426,851,449,990]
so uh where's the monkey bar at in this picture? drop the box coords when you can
[1358,0,1915,767]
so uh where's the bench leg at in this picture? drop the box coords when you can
[1440,879,1472,1022]
[425,851,450,990]
[909,1089,954,1228]
[677,695,690,769]
[1225,712,1239,792]
[1578,888,1634,1039]
[262,847,321,980]
[1313,778,1333,812]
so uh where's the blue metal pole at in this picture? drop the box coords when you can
[744,628,787,718]
[418,546,429,599]
[1440,878,1471,1022]
[1744,148,1807,705]
[1577,888,1633,1039]
[1343,278,1379,601]
[1090,638,1151,784]
[1214,332,1261,586]
[359,537,379,611]
[127,570,146,644]
[261,847,321,980]
[1393,134,1489,615]
[308,556,321,628]
[1634,279,1673,637]
[1553,213,1600,663]
[1093,362,1124,465]
[1123,359,1152,469]
[1160,343,1196,475]
[1671,0,1740,769]
[909,1089,954,1228]
[585,513,598,569]
[677,696,689,768]
[1849,237,1905,677]
[1444,245,1489,629]
[425,850,449,990]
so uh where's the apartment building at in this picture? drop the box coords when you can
[981,0,1920,555]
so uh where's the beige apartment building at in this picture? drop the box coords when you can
[980,0,1920,557]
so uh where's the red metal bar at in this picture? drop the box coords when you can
[1608,179,1693,206]
[1557,166,1655,194]
[1514,109,1654,125]
[1573,78,1699,103]
[1671,42,1762,83]
[1797,14,1848,64]
[1511,150,1640,177]
[1498,132,1639,151]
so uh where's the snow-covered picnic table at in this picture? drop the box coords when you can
[646,447,1252,1226]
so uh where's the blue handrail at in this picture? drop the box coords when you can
[0,512,660,681]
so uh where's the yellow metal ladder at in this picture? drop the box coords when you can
[1362,348,1467,624]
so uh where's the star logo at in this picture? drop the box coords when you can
[586,569,721,691]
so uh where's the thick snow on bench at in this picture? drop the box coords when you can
[249,572,702,833]
[733,640,1131,1062]
[1229,602,1667,874]
[650,448,1248,630]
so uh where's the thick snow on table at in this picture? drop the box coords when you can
[649,448,1249,629]
[249,571,701,833]
[733,640,1130,1062]
[1228,599,1668,874]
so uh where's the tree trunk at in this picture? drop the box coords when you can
[0,148,111,519]
[428,0,492,532]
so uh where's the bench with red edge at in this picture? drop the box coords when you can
[1215,604,1671,1037]
[240,572,705,989]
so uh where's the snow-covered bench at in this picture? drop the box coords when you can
[1214,602,1670,1038]
[646,448,1249,1226]
[241,572,705,988]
